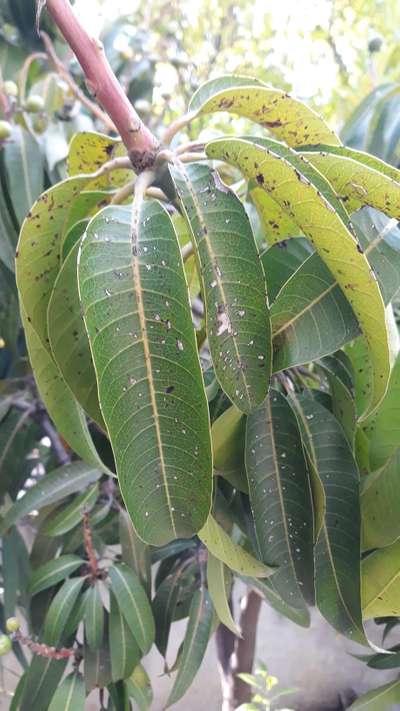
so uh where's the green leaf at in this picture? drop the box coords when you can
[84,583,104,650]
[362,539,400,619]
[43,577,84,646]
[348,679,400,709]
[317,351,356,447]
[245,389,314,608]
[361,450,400,550]
[166,588,213,708]
[78,200,212,545]
[207,553,240,636]
[170,162,271,413]
[47,241,105,428]
[367,353,400,470]
[212,405,248,493]
[119,509,151,595]
[206,137,390,420]
[109,590,141,682]
[48,673,85,711]
[2,527,21,617]
[108,563,155,654]
[28,555,83,597]
[43,485,98,537]
[153,559,193,657]
[261,238,312,301]
[198,515,274,578]
[290,395,365,644]
[19,657,68,711]
[189,75,340,147]
[4,126,44,225]
[84,621,113,692]
[1,461,101,533]
[0,175,18,272]
[299,145,400,218]
[21,306,106,469]
[126,664,153,711]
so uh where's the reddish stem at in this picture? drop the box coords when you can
[15,633,77,660]
[45,0,159,172]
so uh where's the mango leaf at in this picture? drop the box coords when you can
[4,126,44,225]
[109,590,141,682]
[0,177,18,272]
[119,509,151,595]
[61,218,89,261]
[108,563,155,654]
[68,131,131,188]
[362,539,400,619]
[78,201,212,545]
[28,555,83,597]
[16,175,91,348]
[248,577,310,628]
[84,583,104,650]
[299,144,400,217]
[189,75,340,147]
[43,577,84,646]
[348,679,400,710]
[19,657,67,711]
[250,187,299,244]
[261,238,312,302]
[206,137,390,419]
[48,673,85,711]
[47,240,104,428]
[367,353,400,470]
[0,461,101,533]
[166,588,213,708]
[84,621,112,692]
[212,405,247,493]
[317,351,357,447]
[43,485,98,537]
[21,310,108,468]
[198,515,274,578]
[361,450,400,550]
[207,553,240,636]
[290,395,366,644]
[126,665,153,711]
[170,162,271,413]
[245,389,314,607]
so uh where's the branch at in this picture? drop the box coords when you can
[41,31,115,131]
[232,590,262,706]
[44,0,160,172]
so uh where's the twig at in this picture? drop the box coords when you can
[14,633,79,661]
[111,179,135,205]
[83,510,98,579]
[162,111,197,147]
[45,0,159,172]
[41,31,116,131]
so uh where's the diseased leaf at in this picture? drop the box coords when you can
[85,583,104,650]
[48,673,85,711]
[28,555,83,597]
[362,539,400,619]
[245,389,314,608]
[189,76,340,147]
[206,137,391,419]
[348,679,400,710]
[171,162,271,413]
[0,461,101,533]
[48,241,105,428]
[126,664,153,711]
[361,450,400,550]
[109,590,141,682]
[4,126,44,225]
[198,515,274,578]
[78,201,212,545]
[290,395,365,644]
[68,131,131,188]
[207,553,240,636]
[108,563,155,654]
[166,588,213,708]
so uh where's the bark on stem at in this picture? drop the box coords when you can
[45,0,159,172]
